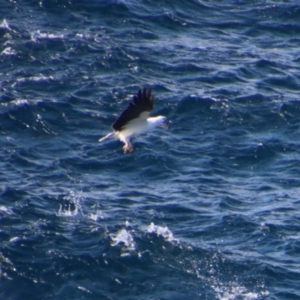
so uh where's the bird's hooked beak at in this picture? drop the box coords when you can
[159,118,170,129]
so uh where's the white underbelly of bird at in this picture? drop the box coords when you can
[99,87,169,153]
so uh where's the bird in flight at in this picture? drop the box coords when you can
[99,86,169,153]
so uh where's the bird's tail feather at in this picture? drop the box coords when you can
[99,132,115,142]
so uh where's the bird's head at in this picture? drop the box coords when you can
[148,116,170,130]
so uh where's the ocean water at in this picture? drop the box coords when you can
[1,0,300,299]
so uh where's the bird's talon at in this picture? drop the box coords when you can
[123,144,133,153]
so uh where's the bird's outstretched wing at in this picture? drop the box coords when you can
[112,87,154,131]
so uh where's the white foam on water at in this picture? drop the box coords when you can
[0,205,13,215]
[77,286,92,294]
[212,281,269,300]
[192,251,270,300]
[12,75,54,88]
[31,30,64,42]
[56,191,84,217]
[89,210,106,221]
[1,99,42,108]
[1,47,16,56]
[9,237,21,243]
[111,228,135,251]
[17,74,53,83]
[57,204,78,217]
[11,99,29,106]
[147,222,177,242]
[0,19,10,30]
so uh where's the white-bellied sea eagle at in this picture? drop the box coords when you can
[99,86,169,153]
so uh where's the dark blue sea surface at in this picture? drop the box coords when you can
[1,0,300,299]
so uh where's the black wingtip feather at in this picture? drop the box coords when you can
[112,86,154,131]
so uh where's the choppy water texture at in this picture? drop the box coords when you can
[1,1,300,299]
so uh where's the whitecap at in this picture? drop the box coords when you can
[12,75,53,88]
[56,191,84,217]
[31,30,64,42]
[77,286,92,294]
[147,222,177,242]
[0,19,10,30]
[57,204,78,217]
[212,281,269,300]
[111,228,135,251]
[9,237,20,243]
[0,205,13,215]
[1,47,16,56]
[75,33,84,39]
[89,210,106,221]
[24,74,53,82]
